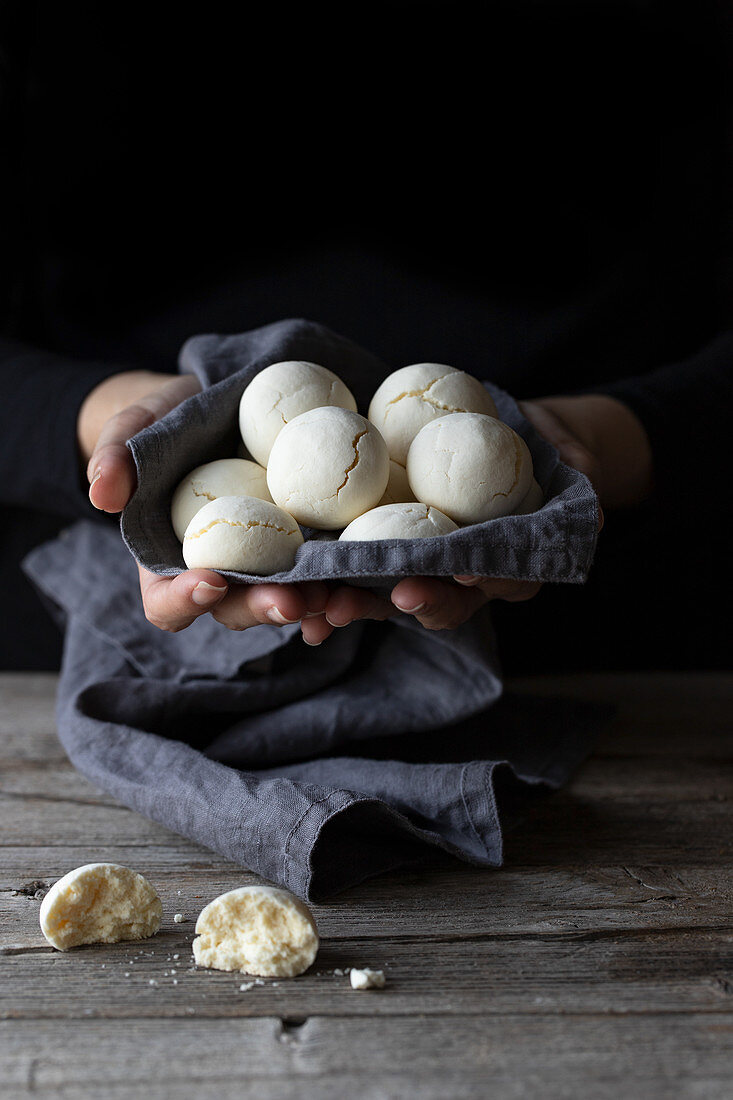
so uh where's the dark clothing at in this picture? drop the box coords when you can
[1,2,732,670]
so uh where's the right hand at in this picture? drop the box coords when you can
[80,370,330,634]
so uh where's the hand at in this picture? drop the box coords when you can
[301,394,621,645]
[521,393,653,511]
[80,370,202,512]
[79,370,330,633]
[299,575,543,644]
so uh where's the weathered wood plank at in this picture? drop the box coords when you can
[572,756,733,801]
[0,794,189,848]
[0,1083,522,1100]
[3,858,733,951]
[0,768,120,802]
[2,671,732,1099]
[3,1015,733,1099]
[0,674,62,761]
[2,926,733,1020]
[3,1080,728,1100]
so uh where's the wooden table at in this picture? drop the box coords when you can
[1,671,732,1098]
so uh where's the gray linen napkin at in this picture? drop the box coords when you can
[120,317,600,585]
[23,318,604,899]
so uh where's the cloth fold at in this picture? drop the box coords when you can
[23,319,606,900]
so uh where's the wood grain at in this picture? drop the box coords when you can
[3,1016,733,1100]
[1,671,732,1098]
[3,925,733,1019]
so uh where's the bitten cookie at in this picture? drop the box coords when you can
[267,407,390,529]
[39,863,162,951]
[182,496,303,574]
[239,360,357,466]
[192,885,319,978]
[407,412,533,523]
[171,458,272,541]
[367,363,498,465]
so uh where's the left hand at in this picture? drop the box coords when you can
[79,369,331,634]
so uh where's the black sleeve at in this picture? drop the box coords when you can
[588,330,733,509]
[0,336,121,519]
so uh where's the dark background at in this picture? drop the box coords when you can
[1,1,731,672]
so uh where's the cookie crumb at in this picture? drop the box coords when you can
[350,968,386,990]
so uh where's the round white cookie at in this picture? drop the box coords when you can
[407,413,533,524]
[512,477,544,515]
[267,407,390,529]
[39,863,162,951]
[339,502,458,541]
[170,458,272,542]
[182,495,303,574]
[377,459,415,506]
[367,362,498,465]
[192,885,319,978]
[239,360,357,467]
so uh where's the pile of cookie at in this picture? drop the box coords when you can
[171,361,542,575]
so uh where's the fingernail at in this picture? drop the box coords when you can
[453,575,480,586]
[304,610,323,619]
[325,615,351,628]
[393,600,427,614]
[88,469,101,506]
[303,637,322,646]
[191,580,228,606]
[267,607,300,625]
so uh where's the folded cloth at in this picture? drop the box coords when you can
[120,317,600,585]
[23,319,605,900]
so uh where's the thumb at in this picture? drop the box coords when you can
[88,374,199,513]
